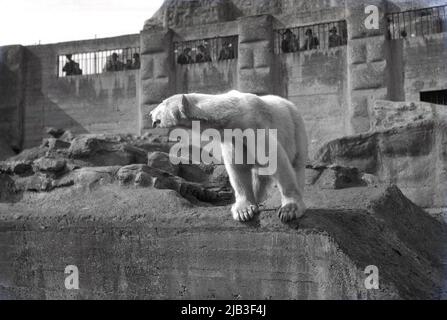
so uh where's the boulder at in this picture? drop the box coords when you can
[33,157,66,173]
[46,138,71,151]
[68,135,144,166]
[46,127,66,139]
[72,166,121,189]
[59,130,74,143]
[313,119,447,208]
[147,151,179,175]
[371,100,447,131]
[117,164,176,187]
[207,164,230,186]
[14,173,54,192]
[0,161,33,175]
[117,164,229,203]
[313,165,366,189]
[7,146,48,162]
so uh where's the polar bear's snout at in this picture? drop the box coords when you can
[152,119,161,128]
[149,108,162,128]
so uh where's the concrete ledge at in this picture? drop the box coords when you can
[0,184,445,299]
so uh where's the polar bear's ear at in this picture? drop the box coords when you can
[180,94,210,121]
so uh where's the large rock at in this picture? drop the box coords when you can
[117,164,229,203]
[14,173,54,192]
[6,146,48,163]
[0,185,445,299]
[147,151,179,176]
[314,119,447,208]
[33,157,67,173]
[72,166,121,189]
[68,135,147,166]
[0,161,33,175]
[311,165,366,189]
[371,100,447,131]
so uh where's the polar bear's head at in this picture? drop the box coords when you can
[150,94,210,128]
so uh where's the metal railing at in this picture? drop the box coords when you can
[386,5,447,39]
[58,47,140,77]
[274,20,347,54]
[174,35,238,65]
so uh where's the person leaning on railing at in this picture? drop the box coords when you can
[302,28,319,50]
[281,29,300,53]
[126,53,140,70]
[328,27,343,48]
[62,54,82,76]
[218,41,235,60]
[196,45,212,63]
[105,52,125,72]
[177,47,193,65]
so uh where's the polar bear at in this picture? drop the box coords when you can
[150,90,308,223]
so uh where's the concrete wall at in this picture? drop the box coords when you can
[20,34,140,148]
[0,45,26,151]
[175,60,237,94]
[1,0,446,155]
[401,33,447,101]
[275,48,349,156]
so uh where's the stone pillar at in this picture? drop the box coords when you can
[346,0,389,134]
[237,15,274,95]
[139,27,175,133]
[0,45,25,151]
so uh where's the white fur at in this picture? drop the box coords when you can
[150,90,308,222]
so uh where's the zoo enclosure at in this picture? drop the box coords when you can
[387,4,447,39]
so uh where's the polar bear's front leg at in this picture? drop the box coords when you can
[273,144,306,222]
[221,142,259,222]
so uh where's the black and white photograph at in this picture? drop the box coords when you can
[0,0,447,306]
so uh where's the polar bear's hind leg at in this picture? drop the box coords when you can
[274,143,306,222]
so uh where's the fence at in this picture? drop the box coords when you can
[274,20,347,54]
[386,5,447,39]
[174,35,238,65]
[58,47,140,77]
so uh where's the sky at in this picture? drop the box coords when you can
[0,0,165,46]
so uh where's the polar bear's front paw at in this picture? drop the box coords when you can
[231,201,258,222]
[278,201,306,222]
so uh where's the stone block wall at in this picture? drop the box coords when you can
[346,0,390,134]
[139,27,175,132]
[0,45,26,151]
[237,15,274,95]
[19,34,141,149]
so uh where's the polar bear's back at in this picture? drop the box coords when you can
[259,94,308,164]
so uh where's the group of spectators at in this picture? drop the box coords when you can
[281,26,344,53]
[62,52,140,76]
[177,41,235,65]
[104,52,141,72]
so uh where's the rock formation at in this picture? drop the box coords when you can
[314,101,447,209]
[0,124,446,299]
